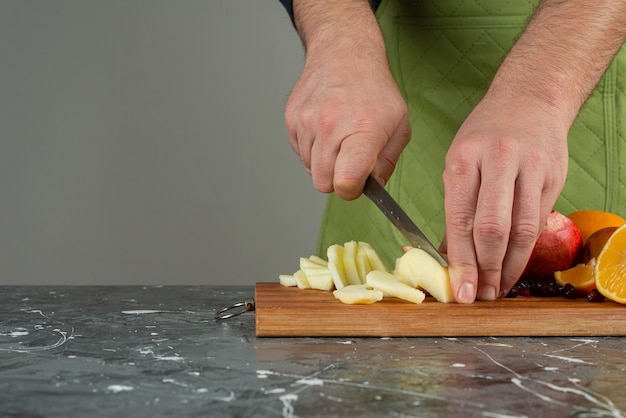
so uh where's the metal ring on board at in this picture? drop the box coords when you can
[215,298,255,320]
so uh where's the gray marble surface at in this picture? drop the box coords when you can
[1,285,625,418]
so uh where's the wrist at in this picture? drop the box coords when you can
[486,58,581,130]
[487,0,626,128]
[293,0,387,65]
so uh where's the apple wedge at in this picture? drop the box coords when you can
[333,284,383,305]
[308,255,328,266]
[293,269,310,289]
[366,270,426,304]
[327,244,349,289]
[343,240,362,285]
[355,243,372,281]
[299,257,334,291]
[360,241,387,273]
[278,274,297,287]
[300,256,328,272]
[395,248,454,303]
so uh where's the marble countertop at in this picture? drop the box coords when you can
[1,285,625,417]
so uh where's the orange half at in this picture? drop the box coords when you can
[595,223,626,304]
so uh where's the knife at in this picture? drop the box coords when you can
[363,175,448,267]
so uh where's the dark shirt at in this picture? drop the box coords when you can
[279,1,382,23]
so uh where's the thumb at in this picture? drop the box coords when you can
[333,134,380,200]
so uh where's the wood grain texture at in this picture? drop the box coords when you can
[255,282,626,337]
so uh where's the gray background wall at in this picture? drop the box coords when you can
[0,1,327,285]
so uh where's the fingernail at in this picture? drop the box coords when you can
[477,285,497,301]
[457,282,476,304]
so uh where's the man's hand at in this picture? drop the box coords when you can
[441,92,568,303]
[285,0,411,199]
[442,0,626,303]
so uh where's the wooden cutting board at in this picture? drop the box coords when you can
[254,282,626,337]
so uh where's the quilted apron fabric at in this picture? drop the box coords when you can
[316,0,626,269]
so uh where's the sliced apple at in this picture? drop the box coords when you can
[366,270,425,304]
[333,284,383,305]
[394,252,420,288]
[299,257,334,290]
[395,248,454,303]
[306,271,334,290]
[308,255,328,266]
[355,243,372,282]
[300,257,328,275]
[327,244,349,289]
[278,274,297,287]
[293,269,310,289]
[342,241,362,285]
[360,241,387,273]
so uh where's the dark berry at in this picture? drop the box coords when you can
[586,289,606,302]
[534,280,564,297]
[562,283,578,299]
[514,281,532,297]
[505,287,519,298]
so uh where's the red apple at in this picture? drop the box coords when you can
[519,210,583,282]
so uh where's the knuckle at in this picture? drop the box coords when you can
[316,111,339,138]
[474,216,509,243]
[492,136,518,158]
[509,221,540,247]
[312,176,334,194]
[447,211,475,238]
[444,149,475,178]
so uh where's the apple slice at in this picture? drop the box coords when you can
[360,241,387,273]
[278,274,297,287]
[293,269,310,289]
[333,284,383,305]
[299,258,334,291]
[327,244,349,289]
[308,255,328,266]
[300,257,328,275]
[306,270,334,291]
[366,270,426,304]
[342,241,362,285]
[394,252,420,288]
[299,256,334,291]
[355,243,372,282]
[395,248,454,303]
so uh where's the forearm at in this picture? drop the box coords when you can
[291,0,387,67]
[489,0,626,126]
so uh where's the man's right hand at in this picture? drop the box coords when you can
[284,0,411,199]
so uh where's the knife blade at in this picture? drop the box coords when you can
[363,175,448,267]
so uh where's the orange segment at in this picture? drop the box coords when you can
[554,260,596,295]
[567,210,626,244]
[595,223,626,304]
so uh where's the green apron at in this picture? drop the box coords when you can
[316,0,626,269]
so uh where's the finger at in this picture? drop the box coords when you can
[439,230,448,255]
[284,98,303,157]
[306,122,344,193]
[332,134,381,200]
[296,131,314,175]
[442,149,481,304]
[372,113,412,184]
[498,170,543,297]
[472,151,517,301]
[285,103,314,176]
[498,155,563,296]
